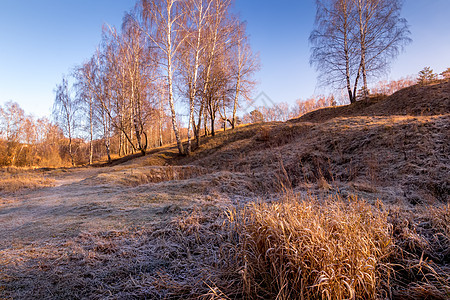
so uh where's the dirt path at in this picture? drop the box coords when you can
[0,166,210,251]
[0,164,242,299]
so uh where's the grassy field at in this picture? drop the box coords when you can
[0,168,55,194]
[0,81,449,299]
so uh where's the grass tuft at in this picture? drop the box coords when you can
[231,195,393,299]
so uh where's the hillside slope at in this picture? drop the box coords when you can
[1,81,448,299]
[294,80,450,123]
[159,81,449,204]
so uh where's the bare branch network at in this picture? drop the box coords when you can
[310,0,411,103]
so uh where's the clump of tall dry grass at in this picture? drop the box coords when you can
[0,170,54,193]
[230,195,394,299]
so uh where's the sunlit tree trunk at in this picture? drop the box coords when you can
[141,0,185,155]
[89,96,94,164]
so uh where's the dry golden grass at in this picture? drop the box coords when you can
[229,195,393,299]
[95,165,207,187]
[0,204,240,299]
[388,202,450,299]
[0,169,54,193]
[226,195,449,300]
[165,111,448,203]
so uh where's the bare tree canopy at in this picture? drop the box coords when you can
[138,0,258,154]
[310,0,411,103]
[41,0,259,163]
[53,76,77,166]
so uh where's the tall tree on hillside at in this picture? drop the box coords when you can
[116,15,156,155]
[310,0,410,103]
[310,0,361,103]
[178,0,212,154]
[199,0,234,137]
[101,30,138,156]
[53,76,77,166]
[228,21,259,129]
[204,50,230,136]
[76,53,113,163]
[354,0,410,97]
[140,0,187,155]
[79,21,157,158]
[192,0,232,142]
[75,62,96,165]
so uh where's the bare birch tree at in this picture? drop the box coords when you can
[118,15,155,155]
[310,0,361,103]
[82,22,156,157]
[53,76,77,166]
[75,54,114,163]
[198,0,234,137]
[75,62,96,164]
[178,0,213,154]
[140,0,187,155]
[354,0,410,97]
[228,21,259,128]
[310,0,410,102]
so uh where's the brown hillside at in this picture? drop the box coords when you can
[292,80,450,123]
[166,80,450,203]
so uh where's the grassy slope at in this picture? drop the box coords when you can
[1,81,449,299]
[162,80,449,204]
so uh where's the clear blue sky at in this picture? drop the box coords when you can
[1,0,450,118]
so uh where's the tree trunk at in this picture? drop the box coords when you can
[344,16,353,104]
[195,102,204,147]
[68,136,74,166]
[159,97,163,147]
[232,34,243,129]
[210,105,215,137]
[352,63,363,104]
[185,13,203,155]
[167,3,184,155]
[358,0,368,98]
[89,98,94,165]
[67,114,74,166]
[104,134,111,164]
[231,78,240,129]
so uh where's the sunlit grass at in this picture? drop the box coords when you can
[229,195,393,299]
[0,169,54,193]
